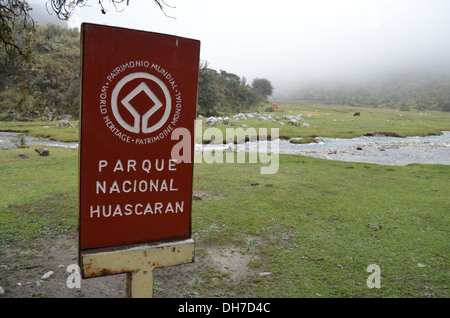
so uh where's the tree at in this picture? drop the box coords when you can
[0,0,35,63]
[197,61,267,116]
[0,0,173,61]
[197,61,221,116]
[48,0,175,20]
[252,78,273,101]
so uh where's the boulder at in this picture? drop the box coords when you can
[56,119,75,128]
[232,113,247,120]
[226,144,237,152]
[288,119,300,126]
[294,114,303,121]
[258,114,275,122]
[223,117,232,125]
[246,112,260,118]
[284,114,303,120]
[205,117,219,126]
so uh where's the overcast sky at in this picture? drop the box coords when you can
[30,0,450,95]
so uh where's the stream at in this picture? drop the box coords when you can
[198,131,450,166]
[1,131,449,166]
[0,132,78,150]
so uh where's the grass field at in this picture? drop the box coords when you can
[192,153,449,297]
[199,104,450,142]
[1,104,450,143]
[0,121,80,143]
[0,104,449,298]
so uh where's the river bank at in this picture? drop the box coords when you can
[200,131,450,166]
[3,130,447,166]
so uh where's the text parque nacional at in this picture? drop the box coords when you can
[90,158,185,218]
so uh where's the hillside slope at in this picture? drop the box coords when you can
[0,24,80,121]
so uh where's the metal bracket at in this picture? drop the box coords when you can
[79,239,195,298]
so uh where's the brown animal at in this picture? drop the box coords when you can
[271,103,278,111]
[353,112,360,116]
[35,148,49,156]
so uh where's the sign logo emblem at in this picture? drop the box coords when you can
[111,72,172,134]
[99,61,182,145]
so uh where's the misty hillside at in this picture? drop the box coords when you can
[1,23,449,121]
[282,70,450,112]
[0,24,266,121]
[0,24,80,121]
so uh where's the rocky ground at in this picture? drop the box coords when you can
[0,232,259,298]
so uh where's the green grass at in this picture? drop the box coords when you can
[0,104,449,298]
[192,153,449,297]
[198,104,450,142]
[0,146,78,245]
[0,121,79,142]
[1,105,449,143]
[1,145,448,298]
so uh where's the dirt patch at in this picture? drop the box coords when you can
[204,247,255,281]
[192,189,226,202]
[0,235,125,298]
[0,234,258,298]
[153,246,256,298]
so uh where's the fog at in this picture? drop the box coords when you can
[30,0,450,95]
[28,0,68,27]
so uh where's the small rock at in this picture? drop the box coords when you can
[418,263,426,268]
[259,272,272,277]
[0,286,4,295]
[251,182,259,186]
[226,145,237,153]
[56,119,75,128]
[288,119,300,126]
[41,271,54,280]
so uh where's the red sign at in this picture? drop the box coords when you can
[79,23,200,250]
